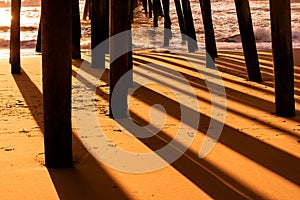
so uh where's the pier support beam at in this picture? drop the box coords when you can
[10,0,21,74]
[42,0,73,167]
[142,0,148,15]
[200,0,217,59]
[181,0,198,52]
[91,0,109,68]
[36,21,41,53]
[162,0,172,46]
[148,0,153,18]
[234,0,262,82]
[72,0,81,59]
[153,0,159,27]
[270,0,295,116]
[109,0,131,118]
[174,0,186,41]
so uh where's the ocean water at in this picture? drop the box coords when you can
[0,0,300,57]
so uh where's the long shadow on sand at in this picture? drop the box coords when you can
[13,67,130,200]
[72,55,300,199]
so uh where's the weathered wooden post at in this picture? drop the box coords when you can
[36,21,41,53]
[162,0,171,46]
[42,0,73,167]
[157,0,164,17]
[130,0,134,22]
[10,0,21,74]
[128,0,133,87]
[234,0,262,82]
[148,0,153,18]
[181,0,198,52]
[199,0,218,58]
[174,0,187,41]
[270,0,295,117]
[91,0,109,68]
[142,0,148,15]
[153,0,159,27]
[110,0,131,118]
[72,0,81,59]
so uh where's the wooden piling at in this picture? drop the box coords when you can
[72,0,81,59]
[128,0,133,87]
[174,0,187,41]
[110,0,131,119]
[42,0,72,167]
[148,0,153,18]
[36,20,41,53]
[157,0,164,17]
[142,0,148,15]
[270,0,295,117]
[199,0,218,59]
[181,0,198,52]
[91,0,109,68]
[153,0,159,27]
[162,0,171,46]
[130,0,134,22]
[234,0,262,82]
[10,0,21,74]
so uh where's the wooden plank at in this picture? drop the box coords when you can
[234,0,262,82]
[270,0,295,116]
[109,0,130,119]
[42,0,73,167]
[10,0,21,74]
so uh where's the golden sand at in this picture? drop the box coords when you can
[0,50,300,199]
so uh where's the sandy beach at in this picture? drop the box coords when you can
[0,50,300,199]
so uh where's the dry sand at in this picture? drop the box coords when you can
[0,50,300,199]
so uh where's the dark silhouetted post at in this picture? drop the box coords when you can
[10,0,21,74]
[110,0,130,118]
[42,0,72,167]
[157,0,164,17]
[148,0,153,18]
[153,0,158,27]
[162,0,171,46]
[270,0,295,116]
[130,0,134,22]
[174,0,186,41]
[181,0,198,52]
[128,0,133,87]
[234,0,262,82]
[91,0,109,68]
[142,0,148,15]
[199,0,217,59]
[72,0,81,59]
[36,20,41,53]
